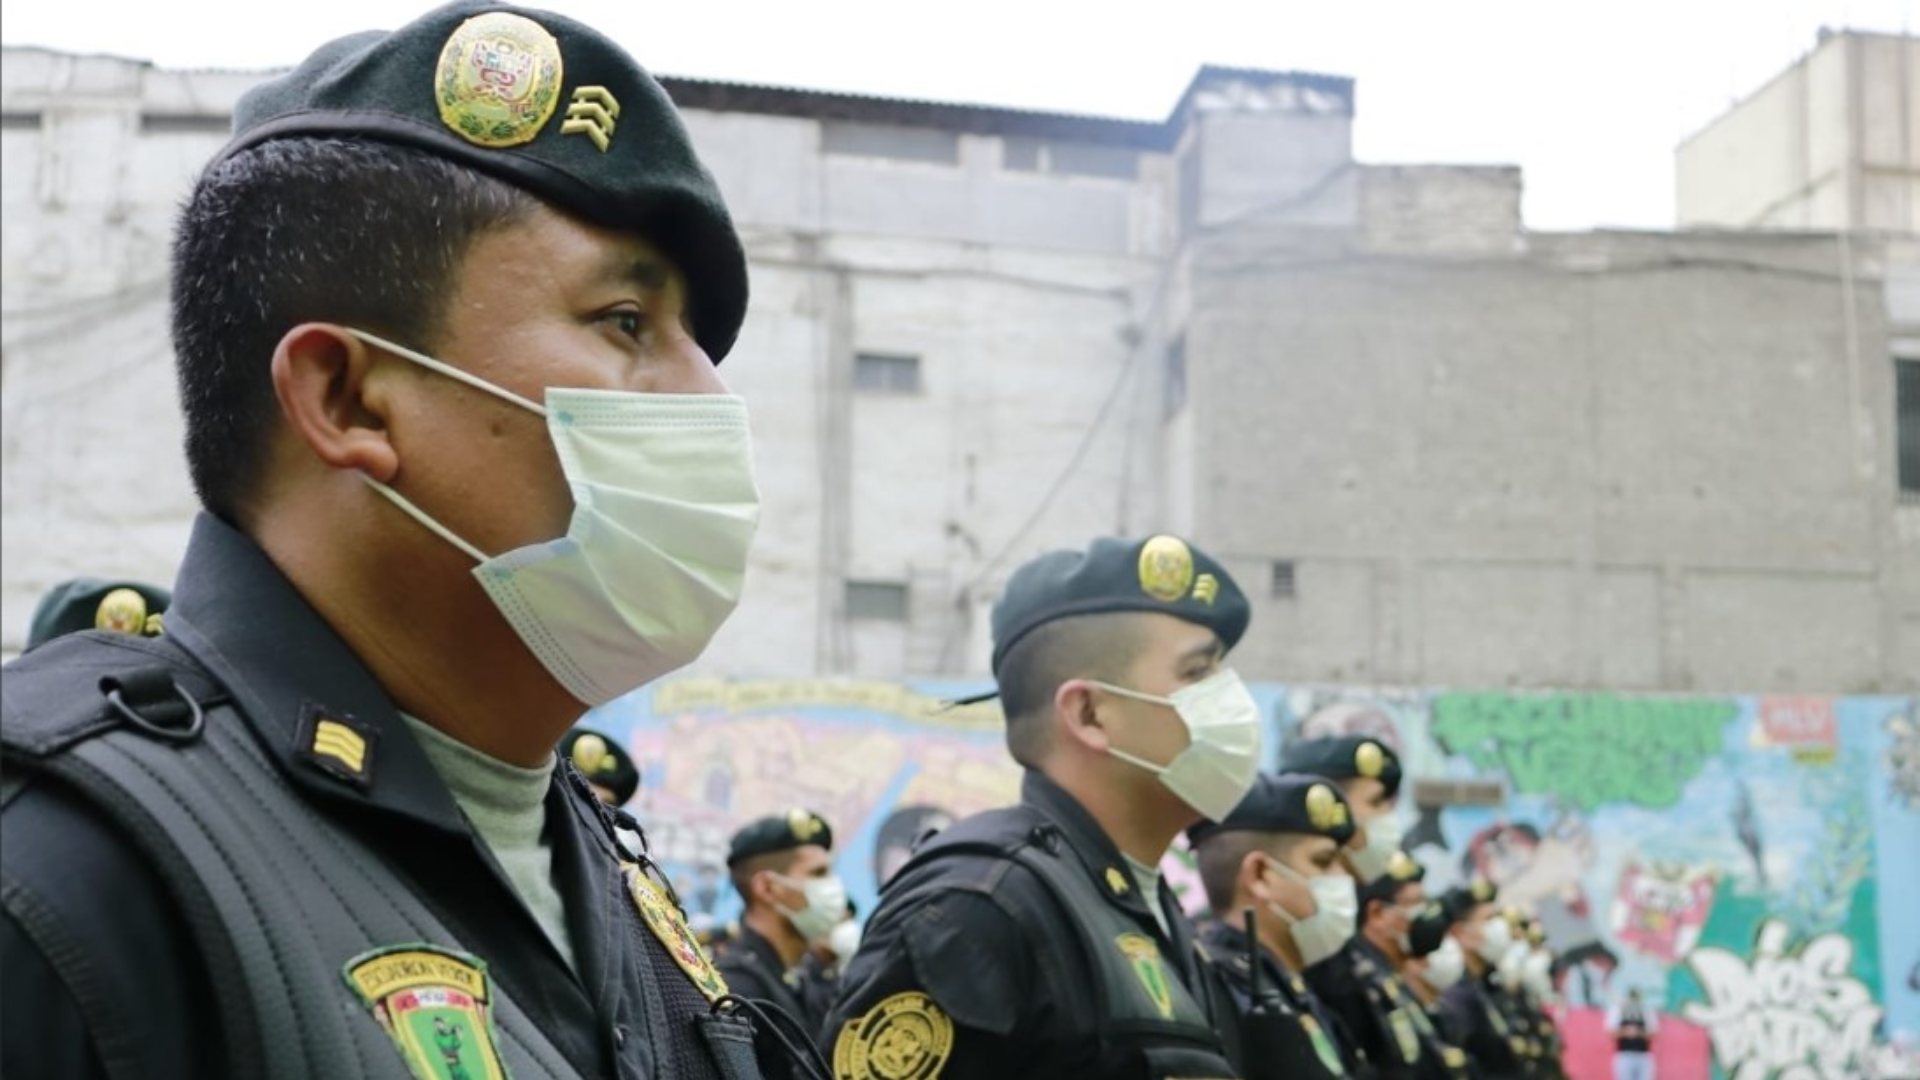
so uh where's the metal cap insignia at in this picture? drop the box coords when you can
[434,12,565,148]
[1306,783,1349,831]
[570,732,611,774]
[1387,851,1419,880]
[1355,739,1386,779]
[788,808,824,842]
[94,587,150,635]
[1105,866,1130,895]
[1138,535,1196,602]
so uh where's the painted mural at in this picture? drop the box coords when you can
[585,679,1920,1080]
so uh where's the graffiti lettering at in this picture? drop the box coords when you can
[1684,919,1883,1080]
[1430,693,1736,809]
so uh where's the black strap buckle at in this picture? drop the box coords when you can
[99,670,207,744]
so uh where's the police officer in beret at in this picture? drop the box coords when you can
[1306,850,1471,1080]
[1280,735,1408,887]
[1401,897,1468,1013]
[1187,772,1364,1078]
[0,4,776,1078]
[824,535,1259,1078]
[716,809,846,1071]
[23,578,171,650]
[1439,883,1537,1080]
[559,726,641,808]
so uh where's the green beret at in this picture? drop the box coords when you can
[1439,877,1500,922]
[1186,772,1358,848]
[726,809,834,867]
[1407,898,1456,958]
[558,726,639,805]
[1280,735,1404,800]
[989,535,1250,675]
[214,0,747,363]
[1359,850,1426,906]
[26,579,171,651]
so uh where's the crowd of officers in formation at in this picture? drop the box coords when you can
[23,531,1576,1080]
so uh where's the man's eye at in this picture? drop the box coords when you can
[605,310,644,340]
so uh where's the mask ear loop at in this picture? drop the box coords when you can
[362,476,491,564]
[344,327,549,416]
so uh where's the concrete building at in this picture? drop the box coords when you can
[4,41,1916,691]
[1678,29,1919,232]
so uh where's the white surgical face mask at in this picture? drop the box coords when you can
[348,329,760,706]
[1091,669,1263,822]
[1264,860,1358,967]
[773,873,849,943]
[1476,913,1514,965]
[1424,936,1467,990]
[1523,949,1554,1000]
[1497,940,1530,991]
[1346,811,1405,884]
[828,919,862,973]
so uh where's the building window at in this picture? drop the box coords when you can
[854,352,923,394]
[1899,357,1920,498]
[822,121,959,165]
[139,113,231,134]
[846,580,909,621]
[1001,136,1139,180]
[1270,560,1297,599]
[1163,335,1187,420]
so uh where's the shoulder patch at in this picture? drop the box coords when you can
[1115,933,1176,1019]
[343,945,508,1080]
[833,991,954,1080]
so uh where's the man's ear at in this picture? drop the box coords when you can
[270,323,400,481]
[1240,849,1271,900]
[1054,679,1110,754]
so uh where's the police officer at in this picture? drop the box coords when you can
[22,578,170,650]
[1281,735,1407,888]
[824,535,1259,1078]
[1188,772,1365,1078]
[1402,898,1468,1014]
[1517,920,1567,1080]
[1310,850,1472,1080]
[559,727,642,809]
[0,4,779,1078]
[716,809,847,1065]
[1439,883,1536,1079]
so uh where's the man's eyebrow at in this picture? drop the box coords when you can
[599,252,671,290]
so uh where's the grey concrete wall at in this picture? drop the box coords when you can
[1187,225,1915,692]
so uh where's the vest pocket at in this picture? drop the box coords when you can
[696,1012,762,1080]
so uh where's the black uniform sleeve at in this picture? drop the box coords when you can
[825,883,1037,1079]
[0,778,219,1080]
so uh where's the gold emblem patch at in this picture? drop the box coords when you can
[1138,535,1196,602]
[625,865,729,1003]
[94,588,150,635]
[569,732,612,774]
[434,12,564,148]
[833,991,954,1080]
[343,946,508,1080]
[1389,1007,1423,1064]
[1115,933,1175,1019]
[1355,740,1386,778]
[1305,783,1349,831]
[789,808,825,842]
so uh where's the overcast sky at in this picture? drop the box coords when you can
[5,0,1913,230]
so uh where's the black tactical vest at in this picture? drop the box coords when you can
[0,633,763,1080]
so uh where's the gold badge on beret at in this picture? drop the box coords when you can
[788,808,824,843]
[1470,876,1495,903]
[1355,740,1386,779]
[94,588,150,635]
[1137,535,1196,602]
[1306,783,1349,831]
[435,12,565,149]
[569,732,611,775]
[1387,851,1419,880]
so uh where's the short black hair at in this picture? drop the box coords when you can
[996,613,1151,767]
[169,137,535,522]
[729,848,803,908]
[1195,832,1311,915]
